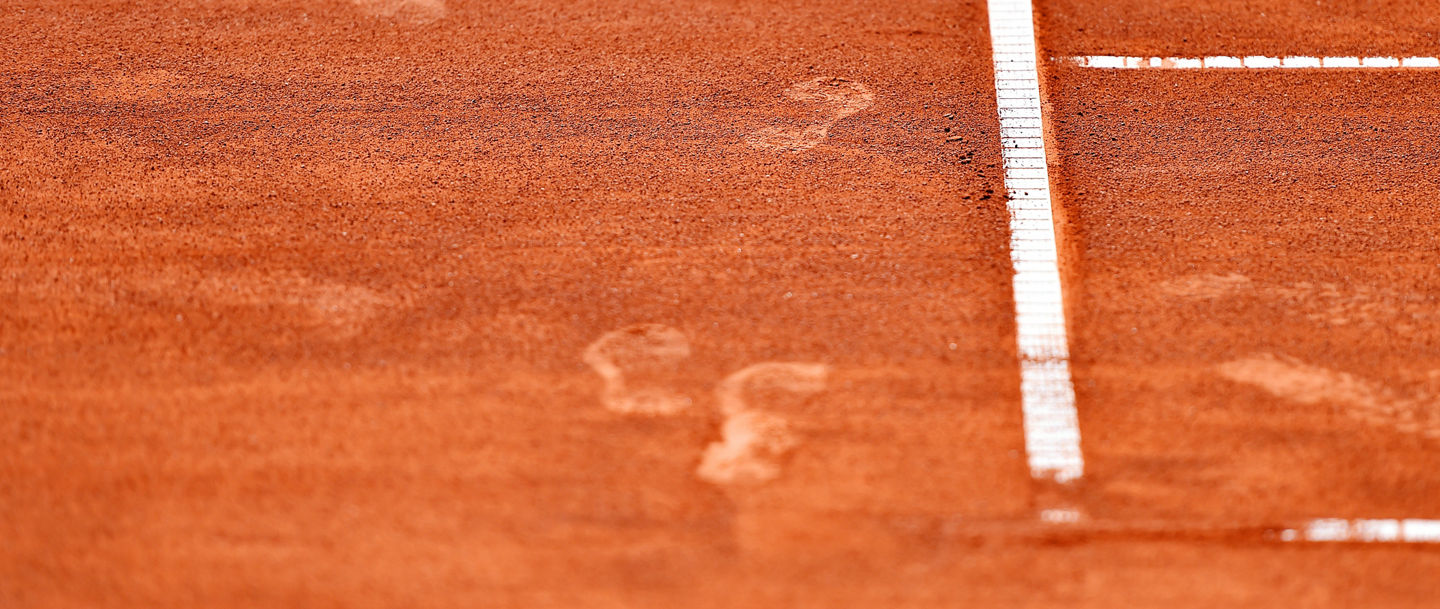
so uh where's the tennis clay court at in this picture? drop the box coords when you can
[3,0,1438,606]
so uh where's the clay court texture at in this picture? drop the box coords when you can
[3,0,1439,606]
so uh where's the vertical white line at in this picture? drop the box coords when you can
[987,0,1084,484]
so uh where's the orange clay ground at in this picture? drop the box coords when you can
[2,0,1438,607]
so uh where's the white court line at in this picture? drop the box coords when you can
[1281,519,1440,543]
[990,7,1440,543]
[1070,55,1440,69]
[987,0,1084,485]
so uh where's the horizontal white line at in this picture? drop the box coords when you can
[1281,519,1440,543]
[1069,55,1440,69]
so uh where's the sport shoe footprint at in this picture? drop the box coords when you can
[350,0,446,22]
[697,362,829,484]
[746,77,874,152]
[582,324,694,415]
[1218,353,1439,439]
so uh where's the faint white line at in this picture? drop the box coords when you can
[1069,55,1440,69]
[1040,508,1082,524]
[1281,519,1440,543]
[988,0,1084,485]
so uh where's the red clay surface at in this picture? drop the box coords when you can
[5,0,1440,607]
[2,0,1031,606]
[1044,67,1440,523]
[1033,5,1440,605]
[1037,0,1440,57]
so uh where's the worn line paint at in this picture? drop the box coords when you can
[987,0,1084,484]
[1068,55,1440,69]
[1281,519,1440,543]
